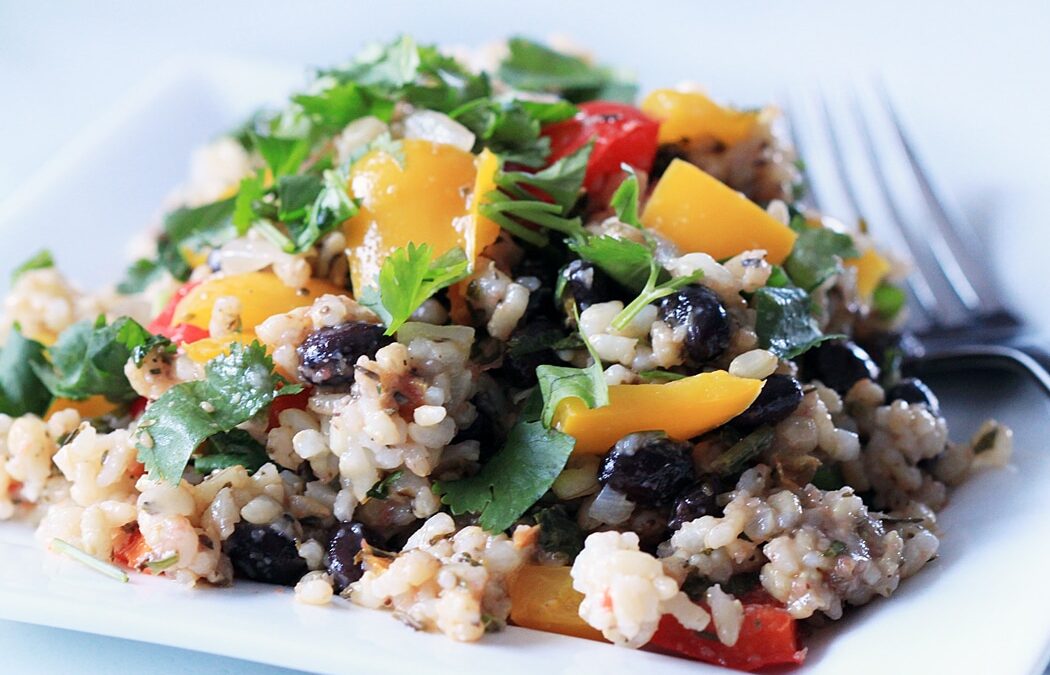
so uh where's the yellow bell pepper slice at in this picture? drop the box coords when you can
[641,159,798,264]
[181,333,258,365]
[641,89,759,145]
[846,247,892,300]
[553,370,763,455]
[172,271,342,333]
[45,395,117,421]
[342,139,477,293]
[508,565,604,641]
[449,149,503,325]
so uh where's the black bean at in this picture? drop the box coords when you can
[804,339,880,394]
[498,318,567,388]
[650,144,689,182]
[658,284,731,363]
[885,377,940,415]
[733,375,804,428]
[556,259,615,313]
[297,321,392,387]
[224,516,307,586]
[598,433,695,506]
[325,522,371,593]
[668,476,725,530]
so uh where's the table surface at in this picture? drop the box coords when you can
[0,1,1048,673]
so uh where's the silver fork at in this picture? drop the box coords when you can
[784,83,1050,394]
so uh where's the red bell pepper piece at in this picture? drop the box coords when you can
[267,385,313,431]
[646,596,806,671]
[542,101,660,193]
[147,280,209,344]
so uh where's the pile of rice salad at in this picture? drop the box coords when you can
[0,36,1013,671]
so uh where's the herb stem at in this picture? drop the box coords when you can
[51,538,130,583]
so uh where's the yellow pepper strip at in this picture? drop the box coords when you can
[449,149,503,325]
[846,247,892,300]
[507,565,604,641]
[641,159,798,265]
[172,271,342,333]
[641,89,759,146]
[553,370,763,455]
[45,395,117,421]
[181,334,257,365]
[342,139,477,293]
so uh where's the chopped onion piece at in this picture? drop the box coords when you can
[402,110,476,152]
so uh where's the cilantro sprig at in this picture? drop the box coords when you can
[358,243,470,335]
[498,37,637,103]
[0,326,52,417]
[135,341,297,484]
[434,419,575,533]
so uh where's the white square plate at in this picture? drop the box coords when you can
[1,60,1048,675]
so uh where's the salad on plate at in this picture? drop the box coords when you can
[0,36,1013,671]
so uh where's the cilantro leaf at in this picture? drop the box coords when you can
[116,258,165,294]
[753,286,838,358]
[498,37,637,103]
[193,428,269,474]
[293,81,395,133]
[452,97,575,168]
[0,326,52,417]
[33,316,158,404]
[568,235,653,292]
[481,143,591,246]
[276,174,324,223]
[233,171,267,234]
[784,227,859,291]
[157,198,237,280]
[135,342,288,484]
[434,419,575,533]
[358,244,470,335]
[611,260,702,332]
[609,167,641,228]
[533,505,584,560]
[535,309,609,427]
[250,131,313,178]
[290,168,359,252]
[11,250,54,283]
[366,470,404,500]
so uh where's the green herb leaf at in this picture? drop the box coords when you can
[611,260,701,332]
[116,258,165,294]
[193,428,270,474]
[233,171,268,234]
[784,227,859,291]
[293,81,395,133]
[753,286,837,358]
[873,281,906,320]
[157,198,237,281]
[290,168,359,252]
[33,316,156,404]
[11,250,54,282]
[366,470,404,500]
[811,463,845,491]
[533,505,584,560]
[146,554,180,572]
[710,426,775,475]
[250,131,313,178]
[358,244,470,335]
[638,369,687,383]
[435,419,576,533]
[452,97,575,168]
[609,167,642,228]
[568,235,654,292]
[0,326,52,417]
[135,341,288,484]
[276,174,324,223]
[498,37,637,103]
[823,540,847,557]
[535,309,609,427]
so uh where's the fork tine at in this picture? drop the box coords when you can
[873,82,1005,314]
[779,98,821,212]
[841,88,976,326]
[811,91,940,329]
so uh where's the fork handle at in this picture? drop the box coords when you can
[916,343,1050,397]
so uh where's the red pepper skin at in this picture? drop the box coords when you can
[646,600,806,672]
[147,281,210,344]
[267,386,313,431]
[542,101,660,193]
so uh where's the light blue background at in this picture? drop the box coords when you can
[0,1,1047,672]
